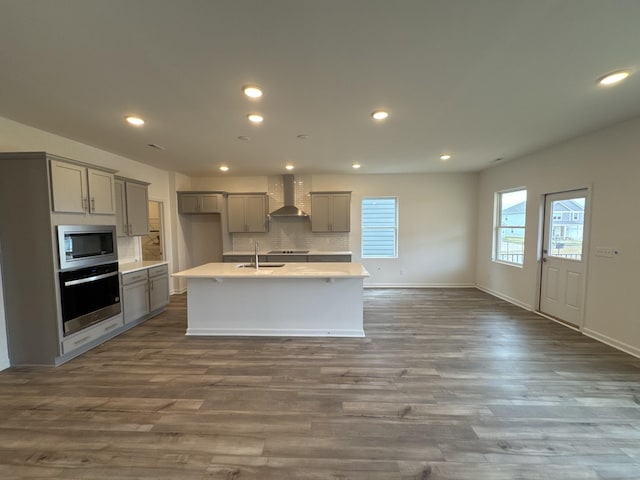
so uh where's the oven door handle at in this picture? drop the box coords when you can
[64,271,119,287]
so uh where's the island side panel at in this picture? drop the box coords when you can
[185,277,365,337]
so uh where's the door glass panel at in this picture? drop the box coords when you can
[548,197,585,261]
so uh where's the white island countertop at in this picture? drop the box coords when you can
[173,262,369,279]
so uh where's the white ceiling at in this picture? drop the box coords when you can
[1,0,639,176]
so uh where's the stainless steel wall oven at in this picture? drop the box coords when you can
[59,262,121,335]
[56,225,121,335]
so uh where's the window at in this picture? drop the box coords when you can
[494,189,527,266]
[362,197,397,258]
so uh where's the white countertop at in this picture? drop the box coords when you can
[119,260,168,274]
[173,262,369,279]
[222,250,352,255]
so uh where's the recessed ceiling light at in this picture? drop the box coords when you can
[285,164,294,171]
[147,143,166,151]
[125,115,144,126]
[237,135,250,141]
[440,154,452,161]
[597,70,630,86]
[247,113,264,123]
[371,110,389,120]
[352,162,361,169]
[242,85,263,98]
[219,165,229,172]
[297,134,309,140]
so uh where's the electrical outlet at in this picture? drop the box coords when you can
[595,247,614,258]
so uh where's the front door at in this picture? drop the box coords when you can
[539,189,588,327]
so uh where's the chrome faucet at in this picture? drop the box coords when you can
[254,242,259,269]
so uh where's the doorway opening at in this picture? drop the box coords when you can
[142,200,164,262]
[538,189,589,328]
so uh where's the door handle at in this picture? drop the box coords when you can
[542,257,548,263]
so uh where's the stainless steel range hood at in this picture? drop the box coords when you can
[269,174,309,217]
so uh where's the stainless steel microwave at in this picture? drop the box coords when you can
[57,225,118,270]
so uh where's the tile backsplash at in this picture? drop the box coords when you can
[232,218,350,252]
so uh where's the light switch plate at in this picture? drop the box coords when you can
[595,247,614,258]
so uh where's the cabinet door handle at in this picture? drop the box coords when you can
[91,197,96,211]
[83,197,88,211]
[73,335,91,346]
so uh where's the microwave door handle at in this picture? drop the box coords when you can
[64,271,118,287]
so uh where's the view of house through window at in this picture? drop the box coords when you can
[548,197,585,261]
[362,197,398,258]
[494,189,527,265]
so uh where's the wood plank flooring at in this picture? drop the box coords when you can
[1,288,639,479]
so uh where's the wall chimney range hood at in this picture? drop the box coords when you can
[269,174,309,217]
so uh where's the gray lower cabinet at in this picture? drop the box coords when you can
[121,264,169,324]
[149,265,170,311]
[267,254,308,263]
[223,255,267,263]
[308,254,351,262]
[122,270,150,324]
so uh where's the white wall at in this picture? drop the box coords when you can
[314,173,479,286]
[476,116,640,357]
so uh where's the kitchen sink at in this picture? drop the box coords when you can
[267,250,309,254]
[235,263,286,268]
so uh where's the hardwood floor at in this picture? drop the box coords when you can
[1,288,639,479]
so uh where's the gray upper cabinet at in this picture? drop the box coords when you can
[115,177,150,237]
[227,193,268,233]
[50,159,116,214]
[311,192,351,232]
[178,192,223,214]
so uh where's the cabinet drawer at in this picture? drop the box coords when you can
[122,270,149,285]
[267,255,308,263]
[61,315,123,355]
[224,255,264,263]
[149,264,168,278]
[309,255,351,262]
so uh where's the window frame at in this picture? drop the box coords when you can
[361,196,398,259]
[493,188,527,267]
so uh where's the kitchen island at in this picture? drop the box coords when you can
[173,262,370,337]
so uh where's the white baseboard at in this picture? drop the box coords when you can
[583,328,640,359]
[186,328,365,337]
[475,284,533,311]
[0,358,9,371]
[364,283,476,289]
[171,287,187,295]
